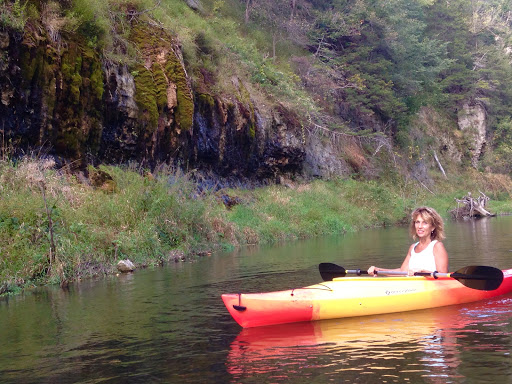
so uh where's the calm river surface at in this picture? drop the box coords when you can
[2,216,512,383]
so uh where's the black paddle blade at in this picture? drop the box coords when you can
[452,265,504,291]
[319,263,347,281]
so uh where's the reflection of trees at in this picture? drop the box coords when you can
[451,315,512,381]
[469,217,492,256]
[448,217,510,268]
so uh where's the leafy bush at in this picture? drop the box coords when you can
[0,0,29,30]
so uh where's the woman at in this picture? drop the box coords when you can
[368,206,448,276]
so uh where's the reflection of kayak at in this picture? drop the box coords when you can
[227,294,512,381]
[230,306,463,351]
[231,295,512,347]
[221,269,512,328]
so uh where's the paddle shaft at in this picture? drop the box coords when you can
[375,270,495,280]
[342,268,443,277]
[318,263,504,291]
[375,270,440,277]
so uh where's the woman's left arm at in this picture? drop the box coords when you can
[433,241,449,273]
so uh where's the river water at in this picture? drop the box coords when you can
[1,216,512,383]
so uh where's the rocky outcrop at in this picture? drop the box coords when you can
[0,23,104,165]
[193,87,305,179]
[457,102,487,168]
[185,0,204,13]
[417,107,462,163]
[304,134,352,178]
[0,20,306,181]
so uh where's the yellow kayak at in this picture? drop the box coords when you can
[221,268,512,328]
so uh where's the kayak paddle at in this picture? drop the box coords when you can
[318,262,504,291]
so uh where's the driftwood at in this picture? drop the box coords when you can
[450,191,495,219]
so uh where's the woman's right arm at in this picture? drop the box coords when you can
[368,245,413,276]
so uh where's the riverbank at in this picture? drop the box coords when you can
[1,157,511,295]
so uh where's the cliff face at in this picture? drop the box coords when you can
[457,102,487,169]
[1,25,105,160]
[0,20,306,182]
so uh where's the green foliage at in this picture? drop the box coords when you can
[70,0,110,48]
[378,0,453,96]
[485,118,512,174]
[0,158,228,291]
[0,0,28,30]
[304,0,454,122]
[227,179,412,244]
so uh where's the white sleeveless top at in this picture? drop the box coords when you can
[409,240,438,272]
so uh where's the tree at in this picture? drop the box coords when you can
[244,0,314,59]
[304,0,453,123]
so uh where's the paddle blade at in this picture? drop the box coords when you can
[319,263,347,281]
[452,265,504,291]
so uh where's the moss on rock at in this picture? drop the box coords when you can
[13,19,105,162]
[130,23,194,133]
[165,55,194,131]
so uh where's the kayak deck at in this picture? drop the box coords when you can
[222,269,512,328]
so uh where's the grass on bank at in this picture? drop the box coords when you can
[0,158,230,294]
[1,157,512,295]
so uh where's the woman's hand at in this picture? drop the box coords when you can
[367,266,378,276]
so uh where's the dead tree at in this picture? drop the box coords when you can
[450,191,495,219]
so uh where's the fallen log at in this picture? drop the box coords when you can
[449,191,495,219]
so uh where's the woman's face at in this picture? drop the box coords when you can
[414,213,434,239]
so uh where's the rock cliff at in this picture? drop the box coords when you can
[457,102,487,169]
[0,19,308,182]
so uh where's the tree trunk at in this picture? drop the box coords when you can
[272,33,276,60]
[245,0,252,23]
[290,0,296,21]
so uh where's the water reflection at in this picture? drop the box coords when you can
[227,294,512,384]
[447,217,512,269]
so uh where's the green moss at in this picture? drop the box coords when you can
[131,23,194,132]
[8,16,104,162]
[131,26,165,130]
[152,63,169,109]
[196,93,215,116]
[165,57,194,131]
[20,50,38,81]
[89,62,104,100]
[70,73,82,104]
[61,62,72,78]
[133,63,160,129]
[61,48,85,105]
[199,93,215,106]
[236,81,256,138]
[53,39,104,157]
[249,121,256,138]
[79,45,105,104]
